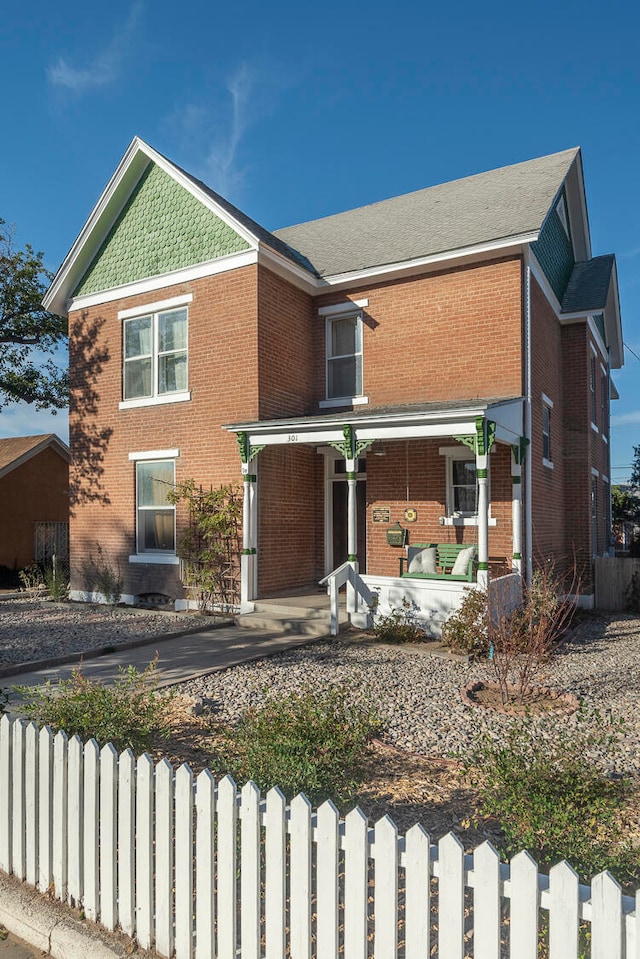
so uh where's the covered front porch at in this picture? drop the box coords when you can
[225,398,527,636]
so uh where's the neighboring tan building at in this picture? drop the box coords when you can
[0,434,70,571]
[43,140,623,629]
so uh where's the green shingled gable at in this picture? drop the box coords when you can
[74,163,251,296]
[530,190,574,302]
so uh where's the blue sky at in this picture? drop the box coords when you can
[1,0,639,480]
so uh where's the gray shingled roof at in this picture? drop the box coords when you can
[273,149,580,277]
[561,255,615,314]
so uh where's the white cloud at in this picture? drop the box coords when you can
[170,61,281,202]
[47,1,143,95]
[611,409,640,428]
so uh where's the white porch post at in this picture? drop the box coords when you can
[476,452,489,589]
[475,417,494,590]
[238,433,261,612]
[346,460,358,613]
[511,444,523,575]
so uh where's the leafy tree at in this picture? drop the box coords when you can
[630,444,640,488]
[0,219,67,410]
[612,484,640,526]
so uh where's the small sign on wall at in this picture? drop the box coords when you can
[373,507,391,523]
[404,507,417,523]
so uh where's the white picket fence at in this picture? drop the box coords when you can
[1,714,639,958]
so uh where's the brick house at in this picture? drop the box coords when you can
[43,140,623,630]
[0,434,70,571]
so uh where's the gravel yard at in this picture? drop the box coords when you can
[2,599,639,780]
[179,612,640,778]
[0,598,211,667]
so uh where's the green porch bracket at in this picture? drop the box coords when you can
[237,432,265,466]
[454,418,496,456]
[328,424,374,460]
[511,436,530,465]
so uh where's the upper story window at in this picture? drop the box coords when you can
[590,354,597,427]
[318,299,368,408]
[327,312,363,399]
[601,369,609,436]
[555,194,569,237]
[542,394,553,468]
[119,295,192,410]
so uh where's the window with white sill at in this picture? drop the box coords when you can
[135,459,176,556]
[326,311,363,401]
[123,305,188,402]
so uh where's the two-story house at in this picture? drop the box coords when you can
[43,139,623,632]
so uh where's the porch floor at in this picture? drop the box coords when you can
[258,586,346,610]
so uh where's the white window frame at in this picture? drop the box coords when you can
[438,446,496,527]
[128,449,180,565]
[591,469,599,558]
[318,299,368,408]
[119,295,192,410]
[556,194,569,236]
[600,363,609,441]
[589,349,599,433]
[542,394,553,469]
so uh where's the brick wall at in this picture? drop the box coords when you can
[68,267,260,599]
[313,257,523,406]
[0,448,69,569]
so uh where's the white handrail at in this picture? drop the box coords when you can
[319,562,374,635]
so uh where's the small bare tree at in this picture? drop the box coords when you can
[489,561,580,704]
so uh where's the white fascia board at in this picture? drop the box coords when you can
[606,259,624,369]
[44,138,150,315]
[44,136,261,317]
[586,317,609,364]
[528,250,563,315]
[225,404,491,434]
[318,235,537,291]
[568,149,592,261]
[68,250,258,313]
[257,246,319,293]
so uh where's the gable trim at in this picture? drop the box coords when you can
[68,250,257,313]
[44,137,261,316]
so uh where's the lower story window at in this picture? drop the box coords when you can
[136,460,176,554]
[451,458,477,514]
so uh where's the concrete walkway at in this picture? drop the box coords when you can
[3,622,322,706]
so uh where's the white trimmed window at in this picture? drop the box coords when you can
[438,446,497,527]
[326,311,363,399]
[542,395,553,467]
[556,194,569,236]
[318,300,368,405]
[590,353,597,427]
[119,295,192,408]
[129,450,179,563]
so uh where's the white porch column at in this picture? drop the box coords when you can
[475,417,494,590]
[476,451,489,589]
[511,445,523,575]
[346,459,358,613]
[237,432,261,612]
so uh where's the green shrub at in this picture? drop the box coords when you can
[372,597,427,643]
[43,557,70,602]
[441,587,488,655]
[466,717,639,887]
[213,685,382,804]
[14,659,172,753]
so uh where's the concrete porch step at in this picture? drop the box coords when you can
[234,601,348,637]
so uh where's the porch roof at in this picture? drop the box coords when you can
[223,396,524,447]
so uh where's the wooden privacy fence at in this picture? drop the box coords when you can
[594,556,640,611]
[1,714,639,959]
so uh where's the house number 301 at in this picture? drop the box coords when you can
[287,434,298,442]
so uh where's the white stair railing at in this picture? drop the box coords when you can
[319,562,374,636]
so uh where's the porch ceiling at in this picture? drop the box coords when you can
[223,396,524,447]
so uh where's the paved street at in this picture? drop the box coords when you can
[0,930,40,959]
